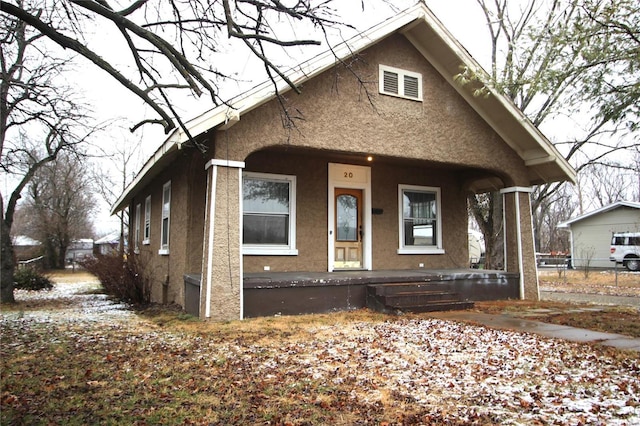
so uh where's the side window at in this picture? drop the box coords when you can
[242,172,297,255]
[398,184,443,254]
[379,65,423,101]
[143,195,151,245]
[159,181,171,255]
[134,203,141,253]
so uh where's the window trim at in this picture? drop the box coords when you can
[143,195,151,245]
[159,181,171,255]
[397,184,444,255]
[379,65,423,101]
[242,172,298,256]
[134,203,141,254]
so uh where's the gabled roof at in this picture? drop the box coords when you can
[112,4,576,213]
[558,201,640,228]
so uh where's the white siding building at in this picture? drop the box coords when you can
[558,201,640,269]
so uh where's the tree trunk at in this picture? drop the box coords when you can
[469,192,504,270]
[1,218,16,303]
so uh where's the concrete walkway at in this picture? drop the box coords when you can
[428,310,640,352]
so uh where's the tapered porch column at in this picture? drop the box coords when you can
[200,159,245,320]
[500,187,539,300]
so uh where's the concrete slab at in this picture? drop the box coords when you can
[428,311,640,352]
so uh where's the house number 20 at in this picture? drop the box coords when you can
[344,172,354,178]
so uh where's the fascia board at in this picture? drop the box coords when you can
[402,11,576,185]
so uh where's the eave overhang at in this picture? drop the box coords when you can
[112,4,576,214]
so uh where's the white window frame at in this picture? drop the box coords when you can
[242,172,297,256]
[143,195,151,245]
[397,184,444,255]
[379,64,423,101]
[134,203,141,254]
[159,181,171,255]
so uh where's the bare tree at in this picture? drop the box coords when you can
[1,4,96,302]
[20,153,96,269]
[1,0,361,303]
[465,0,640,266]
[0,0,348,146]
[91,136,142,255]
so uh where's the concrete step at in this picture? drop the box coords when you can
[382,291,460,306]
[366,283,474,313]
[392,301,475,313]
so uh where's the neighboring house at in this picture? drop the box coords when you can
[558,201,640,269]
[112,5,575,320]
[65,239,94,264]
[94,232,126,255]
[12,235,42,262]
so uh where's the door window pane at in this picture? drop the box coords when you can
[337,194,358,241]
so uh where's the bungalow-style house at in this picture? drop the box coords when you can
[112,5,575,320]
[558,201,640,269]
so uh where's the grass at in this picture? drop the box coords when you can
[2,271,640,425]
[473,269,640,337]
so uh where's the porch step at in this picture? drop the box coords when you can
[367,283,474,314]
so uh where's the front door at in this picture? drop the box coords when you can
[334,188,363,269]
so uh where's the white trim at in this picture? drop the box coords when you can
[159,180,171,253]
[500,186,533,194]
[134,203,141,253]
[379,64,423,101]
[204,166,217,319]
[527,195,540,301]
[558,200,640,228]
[397,184,443,254]
[515,192,525,300]
[242,172,298,256]
[328,163,372,272]
[238,168,244,320]
[205,159,246,169]
[143,195,151,245]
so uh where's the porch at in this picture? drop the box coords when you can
[184,269,519,318]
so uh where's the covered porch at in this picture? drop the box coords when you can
[185,269,519,318]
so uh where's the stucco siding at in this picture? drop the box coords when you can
[129,151,207,306]
[242,150,469,273]
[212,34,530,188]
[570,207,640,269]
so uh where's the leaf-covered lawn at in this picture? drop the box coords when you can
[1,278,639,425]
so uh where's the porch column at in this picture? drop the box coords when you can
[200,159,245,320]
[500,187,539,300]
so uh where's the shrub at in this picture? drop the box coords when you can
[13,268,54,291]
[80,253,150,305]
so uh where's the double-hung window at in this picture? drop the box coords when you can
[243,172,297,255]
[159,181,171,255]
[143,196,151,245]
[398,184,444,254]
[379,65,423,101]
[134,203,141,254]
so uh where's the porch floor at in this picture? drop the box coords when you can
[184,269,520,318]
[243,268,516,289]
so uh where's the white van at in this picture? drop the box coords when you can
[610,232,640,271]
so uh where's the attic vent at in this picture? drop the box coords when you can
[383,71,399,94]
[379,65,423,101]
